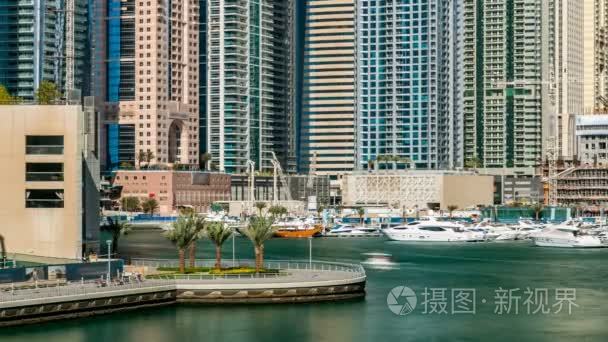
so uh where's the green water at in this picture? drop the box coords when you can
[1,229,607,341]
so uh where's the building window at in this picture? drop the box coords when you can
[26,136,64,155]
[25,189,64,208]
[26,163,64,181]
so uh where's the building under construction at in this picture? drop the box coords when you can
[545,167,608,213]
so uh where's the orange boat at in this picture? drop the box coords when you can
[273,224,323,238]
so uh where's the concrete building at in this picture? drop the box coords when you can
[552,167,608,211]
[477,167,543,205]
[230,174,330,207]
[574,114,608,165]
[582,0,608,114]
[460,0,548,168]
[112,171,231,215]
[552,0,585,158]
[206,0,295,174]
[356,0,457,170]
[298,0,356,176]
[341,171,493,210]
[102,0,200,170]
[0,105,99,261]
[0,0,90,100]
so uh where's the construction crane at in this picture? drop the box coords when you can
[65,0,75,92]
[545,137,558,206]
[270,152,292,203]
[246,160,255,213]
[307,151,317,190]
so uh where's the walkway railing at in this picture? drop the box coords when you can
[130,258,366,278]
[0,260,365,304]
[0,279,172,304]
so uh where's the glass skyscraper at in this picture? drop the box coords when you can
[356,0,457,170]
[207,0,295,174]
[0,0,89,100]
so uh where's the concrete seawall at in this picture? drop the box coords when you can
[0,262,366,327]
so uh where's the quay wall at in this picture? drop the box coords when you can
[0,279,365,327]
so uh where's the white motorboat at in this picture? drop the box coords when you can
[532,227,607,248]
[382,220,485,242]
[328,224,379,236]
[361,253,398,270]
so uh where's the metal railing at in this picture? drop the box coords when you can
[130,258,366,278]
[0,278,172,303]
[0,260,366,304]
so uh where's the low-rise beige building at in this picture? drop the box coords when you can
[112,171,231,215]
[0,105,99,261]
[341,171,494,210]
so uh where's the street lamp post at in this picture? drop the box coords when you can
[232,231,236,267]
[308,237,312,268]
[106,240,112,283]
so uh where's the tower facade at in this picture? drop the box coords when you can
[0,0,89,100]
[103,0,200,170]
[299,0,356,176]
[206,0,294,174]
[460,0,549,168]
[356,0,457,170]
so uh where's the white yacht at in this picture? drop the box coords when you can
[382,220,485,242]
[328,224,379,236]
[532,227,607,248]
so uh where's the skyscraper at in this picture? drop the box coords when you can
[356,0,457,170]
[0,0,89,100]
[103,0,200,170]
[582,0,608,113]
[199,0,207,157]
[551,0,584,158]
[298,0,356,177]
[207,0,294,174]
[460,0,549,168]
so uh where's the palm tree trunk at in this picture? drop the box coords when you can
[189,243,196,269]
[259,245,264,271]
[215,245,221,269]
[178,248,185,274]
[254,246,261,272]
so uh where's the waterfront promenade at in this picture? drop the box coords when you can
[0,260,366,326]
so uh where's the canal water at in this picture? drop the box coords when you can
[1,229,607,341]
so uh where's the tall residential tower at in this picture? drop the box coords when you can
[299,0,356,176]
[103,0,200,170]
[0,0,90,100]
[460,0,549,168]
[356,0,457,170]
[206,0,295,174]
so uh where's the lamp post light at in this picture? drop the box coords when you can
[308,237,312,268]
[106,240,112,283]
[232,230,236,267]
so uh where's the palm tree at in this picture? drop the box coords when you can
[316,205,324,217]
[137,150,147,169]
[188,214,206,268]
[447,205,458,218]
[145,151,155,167]
[268,205,285,219]
[254,202,267,216]
[206,222,233,269]
[199,152,212,171]
[242,216,276,272]
[530,202,544,221]
[356,207,365,225]
[164,214,199,273]
[120,196,140,212]
[141,198,159,215]
[101,217,132,256]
